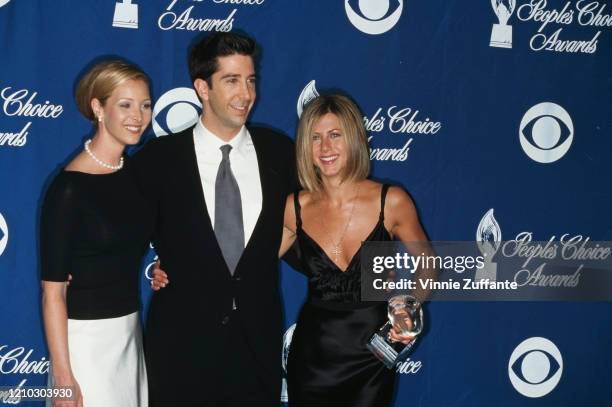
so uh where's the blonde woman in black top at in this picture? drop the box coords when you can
[40,60,153,407]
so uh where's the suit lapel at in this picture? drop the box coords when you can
[245,131,269,250]
[181,131,228,266]
[237,130,280,273]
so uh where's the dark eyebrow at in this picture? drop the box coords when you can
[219,74,257,80]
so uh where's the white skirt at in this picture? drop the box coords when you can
[47,311,148,407]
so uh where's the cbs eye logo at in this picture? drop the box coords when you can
[0,212,8,257]
[519,102,573,164]
[142,243,159,283]
[345,0,403,35]
[152,87,202,137]
[508,337,563,398]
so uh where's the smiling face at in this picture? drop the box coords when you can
[311,113,349,181]
[94,79,152,146]
[296,95,370,192]
[195,54,256,141]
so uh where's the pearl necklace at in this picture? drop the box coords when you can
[84,139,124,170]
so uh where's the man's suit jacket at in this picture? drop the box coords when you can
[131,125,296,403]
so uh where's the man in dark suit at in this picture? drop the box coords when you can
[132,32,296,406]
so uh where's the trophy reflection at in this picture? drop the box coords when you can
[490,0,515,48]
[367,295,423,369]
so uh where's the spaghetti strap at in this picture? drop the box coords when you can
[379,184,390,221]
[293,190,303,229]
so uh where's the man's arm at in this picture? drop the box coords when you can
[129,138,164,262]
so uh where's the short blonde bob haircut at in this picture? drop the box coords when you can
[75,60,149,123]
[296,94,370,193]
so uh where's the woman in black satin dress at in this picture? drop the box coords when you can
[278,95,429,407]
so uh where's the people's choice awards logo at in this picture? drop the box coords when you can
[519,102,573,164]
[0,212,7,257]
[490,0,516,48]
[0,0,11,8]
[280,324,296,403]
[0,345,50,404]
[158,0,263,32]
[297,80,320,118]
[296,79,443,163]
[152,87,202,137]
[508,337,563,398]
[113,0,139,29]
[345,0,403,35]
[495,1,610,54]
[0,86,64,148]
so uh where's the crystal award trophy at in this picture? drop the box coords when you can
[366,295,423,369]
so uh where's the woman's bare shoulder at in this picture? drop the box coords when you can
[297,189,316,208]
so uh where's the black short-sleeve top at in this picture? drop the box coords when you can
[40,161,153,319]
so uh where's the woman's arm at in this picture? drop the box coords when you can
[279,194,298,258]
[41,282,71,380]
[385,186,435,344]
[39,177,83,406]
[386,186,428,243]
[387,186,435,292]
[41,282,83,406]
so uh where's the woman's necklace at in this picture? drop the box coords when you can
[318,183,361,263]
[84,139,123,170]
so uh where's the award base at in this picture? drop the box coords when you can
[475,262,497,282]
[280,378,288,403]
[366,322,416,370]
[112,2,138,29]
[489,24,512,48]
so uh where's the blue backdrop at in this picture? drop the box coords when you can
[1,0,611,405]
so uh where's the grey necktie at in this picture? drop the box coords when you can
[214,144,244,274]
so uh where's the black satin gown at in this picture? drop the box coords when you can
[287,184,395,407]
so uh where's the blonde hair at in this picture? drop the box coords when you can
[296,94,370,192]
[75,60,149,123]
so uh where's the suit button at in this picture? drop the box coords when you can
[221,316,230,325]
[233,276,241,281]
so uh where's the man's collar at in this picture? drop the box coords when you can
[194,117,248,154]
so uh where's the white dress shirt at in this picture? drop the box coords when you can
[193,118,262,246]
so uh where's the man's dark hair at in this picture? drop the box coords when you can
[188,32,257,87]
